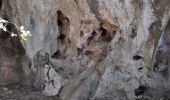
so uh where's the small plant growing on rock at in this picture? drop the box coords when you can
[0,17,31,40]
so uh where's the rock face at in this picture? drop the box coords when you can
[0,0,170,99]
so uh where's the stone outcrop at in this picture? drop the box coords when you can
[0,0,170,99]
[32,50,62,96]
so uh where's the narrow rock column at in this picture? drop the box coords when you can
[32,50,62,96]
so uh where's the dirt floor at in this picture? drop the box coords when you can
[0,84,58,100]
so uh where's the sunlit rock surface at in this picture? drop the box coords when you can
[0,0,170,99]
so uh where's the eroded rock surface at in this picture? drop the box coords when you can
[0,0,170,100]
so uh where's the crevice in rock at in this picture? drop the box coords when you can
[57,10,70,35]
[57,86,63,98]
[55,10,70,60]
[77,47,83,56]
[100,27,113,42]
[99,22,118,43]
[133,55,143,61]
[57,34,66,42]
[130,25,137,39]
[135,85,147,97]
[153,62,158,71]
[138,67,143,71]
[52,49,66,60]
[57,10,71,44]
[52,50,61,59]
[80,31,84,37]
[87,31,97,45]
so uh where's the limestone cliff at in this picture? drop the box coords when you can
[0,0,170,100]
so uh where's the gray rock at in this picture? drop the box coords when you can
[32,50,62,96]
[1,0,170,99]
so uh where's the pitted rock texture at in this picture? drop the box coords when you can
[0,0,170,100]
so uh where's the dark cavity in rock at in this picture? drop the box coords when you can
[133,55,143,61]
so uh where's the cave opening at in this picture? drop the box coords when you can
[77,47,83,56]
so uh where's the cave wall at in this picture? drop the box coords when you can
[0,0,170,99]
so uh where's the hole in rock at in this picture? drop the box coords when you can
[52,50,61,59]
[87,31,97,45]
[138,67,143,71]
[57,18,63,27]
[130,25,137,39]
[99,21,118,42]
[77,48,83,55]
[153,62,160,71]
[57,11,64,27]
[57,10,70,34]
[69,72,73,75]
[133,55,143,61]
[135,85,147,96]
[58,34,66,40]
[54,67,64,74]
[100,27,113,42]
[57,10,70,45]
[80,31,84,37]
